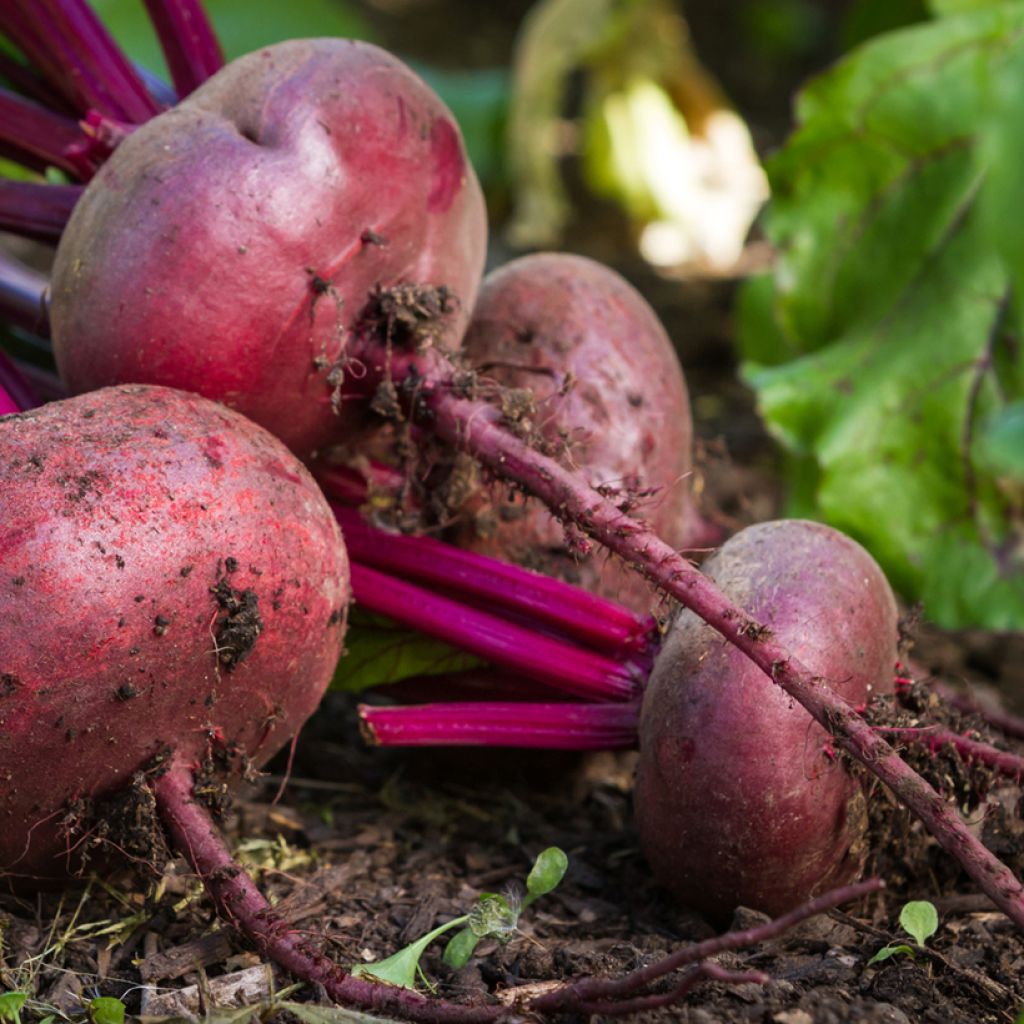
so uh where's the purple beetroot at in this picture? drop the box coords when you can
[452,253,696,613]
[635,520,898,916]
[48,38,487,457]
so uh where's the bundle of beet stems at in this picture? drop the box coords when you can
[0,2,1022,1018]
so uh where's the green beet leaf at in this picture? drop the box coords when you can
[331,608,482,694]
[739,6,1024,629]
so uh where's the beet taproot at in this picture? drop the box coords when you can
[452,253,695,612]
[0,385,349,880]
[634,519,898,917]
[49,38,487,457]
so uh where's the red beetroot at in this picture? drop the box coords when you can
[49,38,486,457]
[453,253,695,613]
[0,385,349,879]
[634,520,897,916]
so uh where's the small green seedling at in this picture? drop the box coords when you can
[0,993,27,1024]
[86,997,125,1024]
[867,900,939,965]
[353,847,568,990]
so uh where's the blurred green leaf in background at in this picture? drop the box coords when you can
[738,4,1024,629]
[507,0,767,270]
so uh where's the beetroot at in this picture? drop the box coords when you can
[634,520,897,916]
[0,384,349,879]
[49,38,487,457]
[452,253,695,612]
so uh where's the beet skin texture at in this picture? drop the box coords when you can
[49,39,487,457]
[0,386,350,881]
[634,519,898,917]
[454,253,695,613]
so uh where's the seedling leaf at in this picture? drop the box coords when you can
[441,927,481,970]
[0,994,27,1024]
[356,847,568,988]
[88,998,125,1024]
[867,943,915,966]
[899,900,939,946]
[352,916,469,990]
[525,846,569,902]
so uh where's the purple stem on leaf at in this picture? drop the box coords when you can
[144,0,224,98]
[360,700,640,749]
[0,87,84,175]
[1,0,162,123]
[0,51,75,113]
[0,366,23,416]
[351,563,643,703]
[0,249,49,336]
[0,180,81,240]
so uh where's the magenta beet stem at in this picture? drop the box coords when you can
[143,0,224,98]
[2,0,163,122]
[0,249,49,337]
[335,505,656,659]
[315,461,407,503]
[360,700,641,749]
[929,679,1024,740]
[0,51,73,112]
[351,563,642,703]
[0,87,85,176]
[0,352,38,413]
[0,376,21,417]
[0,181,81,240]
[878,725,1024,780]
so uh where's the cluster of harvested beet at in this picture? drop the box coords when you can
[2,1,1023,1019]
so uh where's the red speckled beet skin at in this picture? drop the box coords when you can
[454,253,694,614]
[0,386,349,880]
[634,520,898,918]
[50,39,487,457]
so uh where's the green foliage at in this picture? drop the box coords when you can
[0,993,27,1024]
[331,608,482,694]
[354,848,567,988]
[867,900,939,964]
[738,6,1024,628]
[86,998,124,1024]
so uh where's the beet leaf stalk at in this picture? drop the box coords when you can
[360,700,641,749]
[0,0,224,231]
[333,503,656,658]
[346,325,1024,930]
[351,563,643,701]
[0,249,49,336]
